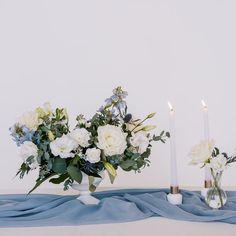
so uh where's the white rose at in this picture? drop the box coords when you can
[130,131,150,154]
[18,111,41,131]
[188,140,215,165]
[69,128,90,148]
[19,141,39,169]
[97,124,127,156]
[85,148,101,163]
[50,134,76,158]
[210,154,227,173]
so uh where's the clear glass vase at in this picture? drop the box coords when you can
[205,171,227,209]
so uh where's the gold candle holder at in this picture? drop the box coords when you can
[167,185,183,205]
[170,186,179,194]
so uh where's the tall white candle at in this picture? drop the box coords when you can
[201,100,212,181]
[168,102,178,187]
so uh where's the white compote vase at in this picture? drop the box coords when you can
[71,171,104,205]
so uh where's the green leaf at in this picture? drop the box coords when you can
[107,171,116,184]
[88,176,97,192]
[28,173,56,194]
[49,173,69,184]
[104,162,117,177]
[44,152,50,161]
[67,166,82,183]
[147,112,156,119]
[141,149,151,159]
[119,159,136,170]
[26,155,34,163]
[52,158,67,174]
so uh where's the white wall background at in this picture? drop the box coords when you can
[1,0,236,191]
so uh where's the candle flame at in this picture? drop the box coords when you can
[201,99,207,109]
[167,101,174,112]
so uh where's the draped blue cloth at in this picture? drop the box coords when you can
[1,188,236,227]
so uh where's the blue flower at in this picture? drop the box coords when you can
[9,124,35,146]
[117,101,127,109]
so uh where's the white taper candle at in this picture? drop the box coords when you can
[168,102,178,187]
[201,100,212,182]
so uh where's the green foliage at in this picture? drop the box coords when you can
[49,173,69,184]
[11,87,169,193]
[28,173,56,194]
[16,163,30,179]
[67,165,82,183]
[119,159,136,170]
[52,158,67,174]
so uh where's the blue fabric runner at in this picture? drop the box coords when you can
[1,188,236,227]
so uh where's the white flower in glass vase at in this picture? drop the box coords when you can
[50,134,76,158]
[210,154,227,173]
[69,128,90,148]
[85,148,101,163]
[130,131,150,154]
[19,141,39,169]
[97,124,127,156]
[18,111,41,131]
[188,140,215,165]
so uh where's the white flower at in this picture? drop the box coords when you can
[85,122,91,128]
[18,111,41,131]
[19,141,39,169]
[188,140,215,165]
[97,124,127,156]
[19,141,38,160]
[210,154,227,173]
[130,131,150,154]
[85,148,101,163]
[42,102,52,115]
[69,128,90,148]
[50,134,76,158]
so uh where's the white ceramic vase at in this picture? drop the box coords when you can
[71,171,104,205]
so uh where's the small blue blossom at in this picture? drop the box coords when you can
[117,101,127,110]
[9,124,35,146]
[104,98,113,106]
[98,106,104,112]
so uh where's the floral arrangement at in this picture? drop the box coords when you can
[10,87,169,193]
[188,140,236,208]
[188,140,236,173]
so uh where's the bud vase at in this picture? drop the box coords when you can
[71,172,104,205]
[205,171,227,209]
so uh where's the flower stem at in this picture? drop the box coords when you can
[211,169,224,208]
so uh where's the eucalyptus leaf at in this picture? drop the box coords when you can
[52,158,67,174]
[67,166,82,183]
[49,173,69,184]
[44,152,50,161]
[119,159,136,170]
